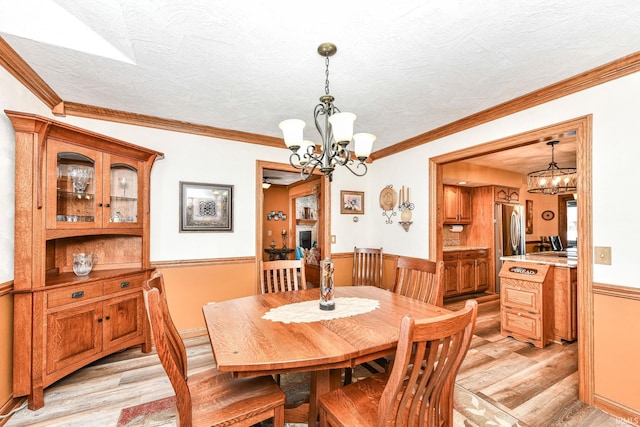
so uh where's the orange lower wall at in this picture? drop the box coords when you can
[594,290,640,414]
[155,252,398,332]
[156,259,258,332]
[0,290,13,414]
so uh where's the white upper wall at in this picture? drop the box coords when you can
[0,67,54,282]
[1,64,639,287]
[365,71,640,288]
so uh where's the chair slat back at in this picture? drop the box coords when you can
[353,247,383,287]
[378,300,478,427]
[392,257,444,307]
[260,260,306,293]
[143,271,192,425]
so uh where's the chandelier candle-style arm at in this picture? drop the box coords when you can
[278,42,375,182]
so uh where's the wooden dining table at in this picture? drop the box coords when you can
[202,285,450,425]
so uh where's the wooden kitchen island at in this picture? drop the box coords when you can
[499,252,577,348]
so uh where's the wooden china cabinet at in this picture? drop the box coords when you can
[7,111,163,409]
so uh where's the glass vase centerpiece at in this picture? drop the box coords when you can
[319,258,335,311]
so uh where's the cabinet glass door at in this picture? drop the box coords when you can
[56,153,97,225]
[108,164,138,224]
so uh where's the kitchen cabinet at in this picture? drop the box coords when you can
[499,261,554,348]
[553,266,577,342]
[9,111,162,409]
[443,249,489,297]
[443,185,472,224]
[494,185,520,203]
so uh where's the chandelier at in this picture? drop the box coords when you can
[278,43,375,182]
[527,140,577,195]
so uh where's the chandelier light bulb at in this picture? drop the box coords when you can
[328,112,356,144]
[278,119,305,149]
[353,133,376,159]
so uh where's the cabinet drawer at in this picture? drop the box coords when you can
[48,283,103,309]
[501,281,541,313]
[103,276,143,294]
[502,309,541,341]
[443,252,459,261]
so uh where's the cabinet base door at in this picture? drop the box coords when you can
[46,304,102,375]
[104,292,145,348]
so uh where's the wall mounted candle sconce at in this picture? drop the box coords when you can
[379,185,397,224]
[398,185,414,232]
[267,210,287,221]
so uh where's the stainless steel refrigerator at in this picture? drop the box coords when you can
[494,203,526,292]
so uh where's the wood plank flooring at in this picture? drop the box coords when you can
[3,298,630,426]
[452,298,627,426]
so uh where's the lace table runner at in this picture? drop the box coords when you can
[262,297,380,324]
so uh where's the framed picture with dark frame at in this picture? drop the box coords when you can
[180,181,233,232]
[525,199,533,234]
[340,190,364,215]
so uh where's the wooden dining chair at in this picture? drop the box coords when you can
[353,247,383,287]
[144,271,285,427]
[348,257,445,382]
[260,259,306,293]
[318,299,478,427]
[392,256,445,307]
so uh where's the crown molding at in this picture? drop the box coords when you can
[2,35,639,157]
[0,36,62,108]
[371,50,640,161]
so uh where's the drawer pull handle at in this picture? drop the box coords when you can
[105,316,110,321]
[517,312,522,316]
[71,291,85,299]
[120,281,130,288]
[97,317,103,323]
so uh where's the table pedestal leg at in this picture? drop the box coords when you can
[309,369,342,425]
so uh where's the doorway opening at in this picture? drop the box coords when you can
[430,115,593,404]
[255,160,330,292]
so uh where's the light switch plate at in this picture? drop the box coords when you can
[331,235,336,244]
[594,246,612,265]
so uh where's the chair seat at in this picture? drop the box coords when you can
[318,373,388,427]
[190,368,285,426]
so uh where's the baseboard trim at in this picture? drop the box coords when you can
[593,394,640,426]
[179,327,207,339]
[0,396,27,426]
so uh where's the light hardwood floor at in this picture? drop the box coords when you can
[3,298,630,426]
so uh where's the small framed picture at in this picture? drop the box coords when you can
[525,199,533,234]
[180,181,233,232]
[340,190,364,215]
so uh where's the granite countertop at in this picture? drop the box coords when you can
[443,246,490,252]
[500,252,577,268]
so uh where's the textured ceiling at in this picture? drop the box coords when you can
[1,0,640,166]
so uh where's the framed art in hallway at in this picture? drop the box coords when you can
[180,181,233,232]
[340,190,364,214]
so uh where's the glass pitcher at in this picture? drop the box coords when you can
[72,253,98,276]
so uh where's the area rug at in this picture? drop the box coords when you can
[117,371,526,427]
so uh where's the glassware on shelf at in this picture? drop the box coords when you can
[69,167,91,193]
[119,177,129,197]
[72,253,98,276]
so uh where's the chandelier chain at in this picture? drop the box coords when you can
[324,54,330,95]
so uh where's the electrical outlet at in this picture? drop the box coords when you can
[267,230,272,236]
[331,235,336,244]
[594,246,612,265]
